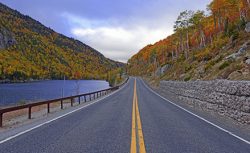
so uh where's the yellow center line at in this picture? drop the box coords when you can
[130,81,137,153]
[135,89,146,153]
[130,79,146,153]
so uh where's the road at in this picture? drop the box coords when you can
[0,78,250,153]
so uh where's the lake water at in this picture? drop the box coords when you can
[0,80,110,107]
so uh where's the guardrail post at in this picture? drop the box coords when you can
[90,94,92,101]
[0,113,3,127]
[84,95,86,102]
[47,103,50,113]
[78,97,81,104]
[61,100,63,109]
[71,98,73,107]
[28,106,32,119]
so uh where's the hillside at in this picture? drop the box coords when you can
[0,3,124,81]
[128,0,250,81]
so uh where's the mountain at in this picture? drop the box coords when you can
[128,0,250,81]
[0,3,124,81]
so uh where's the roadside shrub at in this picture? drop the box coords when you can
[230,30,239,41]
[184,76,191,81]
[177,54,185,62]
[238,19,247,30]
[219,61,231,70]
[205,61,215,71]
[210,34,229,52]
[195,48,213,62]
[185,65,192,72]
[205,55,223,71]
[215,55,223,63]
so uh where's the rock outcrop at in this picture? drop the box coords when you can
[0,28,16,49]
[245,22,250,33]
[246,58,250,65]
[226,41,250,60]
[156,64,171,76]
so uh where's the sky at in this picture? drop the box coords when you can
[0,0,212,62]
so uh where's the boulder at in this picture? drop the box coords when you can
[245,22,250,33]
[225,41,250,60]
[161,64,171,74]
[246,58,250,65]
[225,53,237,60]
[239,41,250,53]
[155,64,172,76]
[228,71,242,80]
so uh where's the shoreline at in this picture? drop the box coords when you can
[0,78,109,84]
[0,79,48,84]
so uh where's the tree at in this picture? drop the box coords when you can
[190,10,206,48]
[174,10,194,59]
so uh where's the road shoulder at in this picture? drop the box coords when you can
[141,78,250,144]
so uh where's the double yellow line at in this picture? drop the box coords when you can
[130,79,146,153]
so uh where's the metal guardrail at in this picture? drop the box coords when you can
[0,77,129,127]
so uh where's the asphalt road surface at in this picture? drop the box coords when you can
[0,78,250,153]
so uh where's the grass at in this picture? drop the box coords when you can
[184,76,191,81]
[205,55,224,71]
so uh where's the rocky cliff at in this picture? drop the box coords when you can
[0,28,16,49]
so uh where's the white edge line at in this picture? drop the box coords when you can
[0,80,129,144]
[139,78,250,145]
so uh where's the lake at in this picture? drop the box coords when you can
[0,80,110,107]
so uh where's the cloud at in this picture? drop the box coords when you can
[63,13,172,62]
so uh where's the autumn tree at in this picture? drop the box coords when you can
[189,10,206,48]
[174,10,194,59]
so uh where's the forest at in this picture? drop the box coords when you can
[0,3,124,83]
[128,0,250,81]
